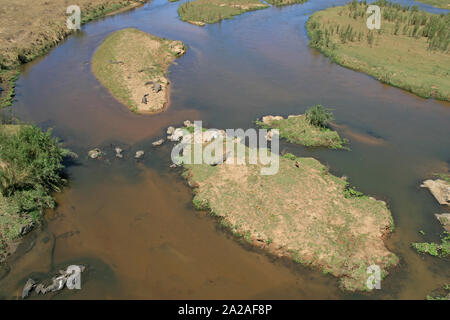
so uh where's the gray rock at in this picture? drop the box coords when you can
[152,139,164,147]
[167,126,175,135]
[183,120,193,127]
[19,223,34,236]
[153,83,162,93]
[22,278,36,299]
[421,179,450,206]
[115,147,123,158]
[35,283,44,295]
[435,213,450,232]
[88,148,102,159]
[135,150,145,159]
[142,93,149,104]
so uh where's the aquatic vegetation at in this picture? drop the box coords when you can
[412,232,450,258]
[306,1,450,101]
[178,0,269,25]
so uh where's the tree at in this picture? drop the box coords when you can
[305,105,334,128]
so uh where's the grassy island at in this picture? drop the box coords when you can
[256,105,346,149]
[306,1,450,101]
[178,0,269,26]
[174,124,398,291]
[92,28,186,113]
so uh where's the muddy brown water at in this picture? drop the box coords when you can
[1,0,449,299]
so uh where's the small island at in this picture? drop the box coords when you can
[169,122,398,291]
[177,0,269,26]
[306,1,450,101]
[91,28,186,113]
[256,105,346,149]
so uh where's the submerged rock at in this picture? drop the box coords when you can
[152,139,165,147]
[19,223,34,236]
[22,278,36,299]
[88,148,102,159]
[135,150,145,159]
[421,179,450,206]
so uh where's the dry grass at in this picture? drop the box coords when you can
[178,0,269,25]
[91,28,186,113]
[0,0,147,108]
[183,142,398,291]
[307,2,450,101]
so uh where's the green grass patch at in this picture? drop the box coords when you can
[256,111,346,149]
[412,232,450,258]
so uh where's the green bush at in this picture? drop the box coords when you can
[305,104,334,128]
[0,125,72,219]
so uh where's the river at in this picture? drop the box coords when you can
[0,0,449,299]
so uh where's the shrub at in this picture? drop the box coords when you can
[305,104,334,128]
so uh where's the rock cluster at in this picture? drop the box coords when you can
[22,265,86,299]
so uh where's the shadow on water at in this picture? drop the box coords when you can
[1,0,449,299]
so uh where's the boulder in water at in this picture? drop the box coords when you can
[88,148,102,159]
[421,179,450,206]
[135,150,145,159]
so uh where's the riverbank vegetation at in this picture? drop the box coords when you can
[256,105,346,149]
[91,28,186,113]
[306,0,450,101]
[0,125,72,262]
[0,0,148,108]
[178,0,269,25]
[180,135,397,291]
